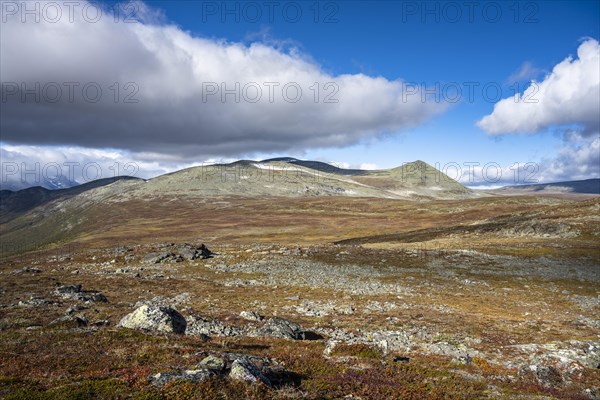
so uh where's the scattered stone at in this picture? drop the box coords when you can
[336,305,355,315]
[295,300,354,317]
[143,252,177,264]
[177,245,197,261]
[511,341,600,371]
[197,244,213,259]
[143,244,213,264]
[527,364,564,388]
[110,246,133,257]
[393,356,410,363]
[54,284,108,303]
[135,293,191,309]
[55,284,82,296]
[221,352,269,367]
[584,387,600,400]
[25,326,43,331]
[199,355,226,372]
[18,296,52,307]
[186,315,241,337]
[257,317,317,340]
[52,314,88,326]
[324,340,339,356]
[570,295,600,309]
[149,369,212,386]
[179,243,214,260]
[118,304,187,334]
[13,267,41,274]
[229,359,271,387]
[425,341,482,361]
[197,333,211,342]
[458,355,473,365]
[239,311,263,321]
[223,279,262,287]
[575,316,600,329]
[65,305,87,315]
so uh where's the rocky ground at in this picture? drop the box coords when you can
[0,239,598,399]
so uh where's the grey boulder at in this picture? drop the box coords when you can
[118,304,186,334]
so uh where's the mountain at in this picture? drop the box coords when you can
[260,157,366,175]
[495,179,600,195]
[1,174,78,191]
[0,159,477,255]
[1,159,475,224]
[127,159,475,200]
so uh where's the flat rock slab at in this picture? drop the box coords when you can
[149,369,213,386]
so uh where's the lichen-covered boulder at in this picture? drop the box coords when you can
[230,359,271,387]
[118,304,186,333]
[257,317,305,340]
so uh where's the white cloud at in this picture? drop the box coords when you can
[477,39,600,136]
[0,0,446,160]
[537,134,600,183]
[326,161,378,170]
[330,161,351,169]
[456,134,600,188]
[359,163,378,170]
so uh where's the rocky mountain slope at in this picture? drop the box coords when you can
[0,176,142,224]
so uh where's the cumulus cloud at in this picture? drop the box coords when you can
[536,134,600,183]
[477,39,600,136]
[0,0,445,160]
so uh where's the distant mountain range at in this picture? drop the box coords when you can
[1,174,79,191]
[2,160,598,200]
[493,179,600,195]
[2,158,598,226]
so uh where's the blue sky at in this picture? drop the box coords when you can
[1,0,599,189]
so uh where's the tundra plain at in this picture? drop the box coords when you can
[0,162,599,399]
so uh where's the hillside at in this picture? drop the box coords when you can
[0,176,143,223]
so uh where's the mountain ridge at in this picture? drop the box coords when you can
[124,158,474,200]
